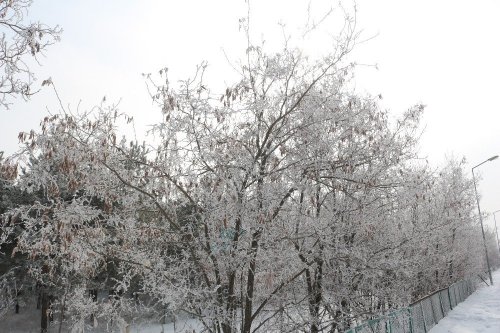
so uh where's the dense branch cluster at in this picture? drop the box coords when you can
[0,0,61,109]
[0,9,498,333]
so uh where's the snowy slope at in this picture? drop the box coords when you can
[429,269,500,333]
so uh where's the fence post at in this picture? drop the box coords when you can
[438,291,445,320]
[447,286,452,310]
[408,307,413,333]
[420,302,427,333]
[429,296,437,326]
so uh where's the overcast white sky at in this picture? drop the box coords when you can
[1,0,500,232]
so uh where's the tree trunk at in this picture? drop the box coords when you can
[40,292,49,333]
[242,230,261,333]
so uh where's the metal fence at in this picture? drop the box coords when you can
[344,278,477,333]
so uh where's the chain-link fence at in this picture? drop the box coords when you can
[344,278,477,333]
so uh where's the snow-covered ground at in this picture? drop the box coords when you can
[2,299,202,333]
[5,270,500,333]
[429,269,500,333]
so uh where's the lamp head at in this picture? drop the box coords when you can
[488,155,499,161]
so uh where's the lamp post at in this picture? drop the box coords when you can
[472,155,498,286]
[493,210,500,254]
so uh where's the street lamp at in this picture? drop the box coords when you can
[493,210,500,254]
[472,155,498,286]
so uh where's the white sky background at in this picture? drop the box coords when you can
[1,0,500,233]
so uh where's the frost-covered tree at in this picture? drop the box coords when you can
[0,151,39,318]
[383,158,484,301]
[0,4,488,333]
[0,0,61,109]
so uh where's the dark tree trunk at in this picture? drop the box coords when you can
[37,292,41,309]
[90,289,98,324]
[40,292,49,333]
[309,186,324,333]
[242,229,261,333]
